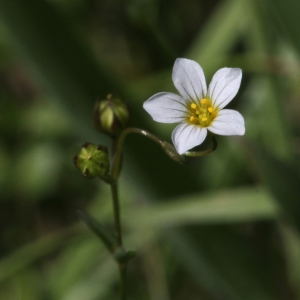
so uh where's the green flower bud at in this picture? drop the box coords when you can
[94,94,129,137]
[73,143,110,179]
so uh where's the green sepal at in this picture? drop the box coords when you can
[94,94,130,137]
[113,247,136,264]
[73,143,110,179]
[77,209,116,253]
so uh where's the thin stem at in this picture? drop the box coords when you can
[110,182,122,246]
[111,127,164,179]
[184,136,218,157]
[109,128,164,299]
[110,133,129,300]
[110,181,127,299]
[108,128,216,300]
[119,264,127,300]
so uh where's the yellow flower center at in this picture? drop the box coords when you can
[188,98,218,127]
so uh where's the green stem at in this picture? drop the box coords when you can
[119,264,127,300]
[184,136,218,157]
[110,182,122,246]
[110,179,129,300]
[109,128,164,299]
[110,181,127,300]
[110,133,129,300]
[108,129,217,300]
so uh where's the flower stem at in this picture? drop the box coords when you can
[184,136,218,157]
[108,128,216,300]
[109,128,166,299]
[111,181,127,300]
[110,182,122,246]
[110,133,129,300]
[119,264,127,300]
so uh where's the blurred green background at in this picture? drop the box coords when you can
[0,0,300,299]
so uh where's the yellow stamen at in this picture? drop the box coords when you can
[188,98,218,127]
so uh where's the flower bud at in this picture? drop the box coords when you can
[73,143,110,179]
[94,94,129,137]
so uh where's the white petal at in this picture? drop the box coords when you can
[207,68,242,109]
[208,109,245,136]
[143,92,188,123]
[172,58,207,102]
[171,123,207,154]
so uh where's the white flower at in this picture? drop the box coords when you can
[143,58,245,154]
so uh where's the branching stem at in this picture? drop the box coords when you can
[109,128,217,300]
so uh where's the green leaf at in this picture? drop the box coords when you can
[124,187,277,228]
[77,209,116,253]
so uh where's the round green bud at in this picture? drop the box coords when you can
[94,94,129,137]
[73,143,110,179]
